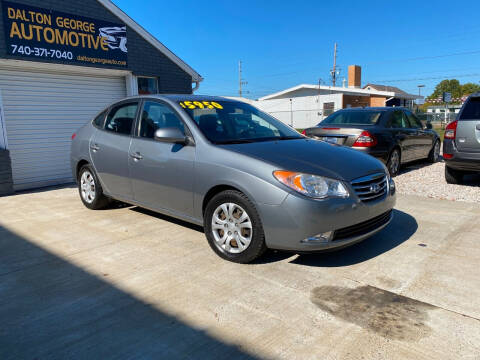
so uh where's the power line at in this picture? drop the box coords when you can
[366,72,480,84]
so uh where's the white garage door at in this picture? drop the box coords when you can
[0,68,127,191]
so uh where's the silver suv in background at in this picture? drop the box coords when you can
[444,93,480,183]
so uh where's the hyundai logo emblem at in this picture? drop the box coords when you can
[370,184,381,193]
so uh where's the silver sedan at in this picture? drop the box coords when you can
[71,95,396,263]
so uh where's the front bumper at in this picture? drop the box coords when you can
[258,182,396,252]
[443,139,480,172]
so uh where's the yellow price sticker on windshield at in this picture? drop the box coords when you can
[179,101,223,110]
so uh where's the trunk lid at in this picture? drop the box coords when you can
[305,126,369,147]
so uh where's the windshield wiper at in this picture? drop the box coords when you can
[215,139,258,144]
[215,136,302,145]
[276,136,303,140]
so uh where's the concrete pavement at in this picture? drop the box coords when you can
[0,187,479,359]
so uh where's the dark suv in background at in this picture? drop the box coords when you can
[303,107,440,176]
[443,93,480,184]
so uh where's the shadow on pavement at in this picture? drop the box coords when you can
[130,207,204,233]
[0,225,261,360]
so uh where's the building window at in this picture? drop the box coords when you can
[323,102,335,116]
[138,77,158,95]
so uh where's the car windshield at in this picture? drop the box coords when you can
[321,110,383,125]
[179,99,303,144]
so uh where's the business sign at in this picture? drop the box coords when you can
[442,92,452,103]
[2,1,128,67]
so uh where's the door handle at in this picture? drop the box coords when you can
[90,143,100,152]
[476,124,480,131]
[130,152,143,161]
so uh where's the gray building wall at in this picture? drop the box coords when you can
[0,149,13,195]
[0,0,193,94]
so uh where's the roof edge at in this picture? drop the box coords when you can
[259,84,422,100]
[98,0,203,82]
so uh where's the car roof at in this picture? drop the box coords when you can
[124,94,235,102]
[337,107,405,112]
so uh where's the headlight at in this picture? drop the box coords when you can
[273,171,349,199]
[382,163,391,181]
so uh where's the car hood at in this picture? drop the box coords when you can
[220,138,385,182]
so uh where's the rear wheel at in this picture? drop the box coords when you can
[387,148,401,177]
[204,190,267,263]
[78,164,110,210]
[428,140,441,163]
[445,166,464,184]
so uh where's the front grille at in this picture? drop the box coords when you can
[351,173,388,202]
[333,210,392,241]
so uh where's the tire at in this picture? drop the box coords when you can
[387,148,401,177]
[78,164,110,210]
[428,140,441,163]
[445,166,464,184]
[204,190,267,263]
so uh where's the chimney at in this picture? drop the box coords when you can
[348,65,362,88]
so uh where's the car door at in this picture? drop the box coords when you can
[129,100,195,218]
[387,110,415,162]
[456,96,480,153]
[90,101,139,199]
[405,110,432,159]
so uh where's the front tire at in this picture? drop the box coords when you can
[445,166,464,184]
[204,190,267,263]
[78,164,110,210]
[387,148,401,177]
[428,140,440,163]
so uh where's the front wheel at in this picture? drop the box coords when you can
[204,190,267,263]
[387,148,401,177]
[428,140,441,163]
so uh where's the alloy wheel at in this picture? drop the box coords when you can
[211,203,253,254]
[389,150,400,175]
[80,171,96,204]
[434,141,440,161]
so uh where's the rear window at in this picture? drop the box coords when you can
[321,110,383,125]
[459,97,480,120]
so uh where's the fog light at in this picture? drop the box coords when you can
[301,231,334,244]
[389,178,396,195]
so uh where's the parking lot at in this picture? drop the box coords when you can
[1,185,479,359]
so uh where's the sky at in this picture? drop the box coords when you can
[113,0,480,99]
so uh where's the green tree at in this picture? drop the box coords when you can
[429,79,462,100]
[461,82,480,96]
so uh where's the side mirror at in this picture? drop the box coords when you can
[425,122,433,130]
[154,128,191,145]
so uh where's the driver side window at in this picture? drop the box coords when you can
[139,101,185,139]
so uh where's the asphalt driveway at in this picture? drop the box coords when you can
[0,187,479,359]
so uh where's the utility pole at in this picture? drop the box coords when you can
[417,84,425,97]
[417,85,425,113]
[330,43,338,87]
[238,61,248,97]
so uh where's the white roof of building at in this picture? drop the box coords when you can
[259,84,421,101]
[99,0,203,82]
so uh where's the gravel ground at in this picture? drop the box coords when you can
[395,157,480,203]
